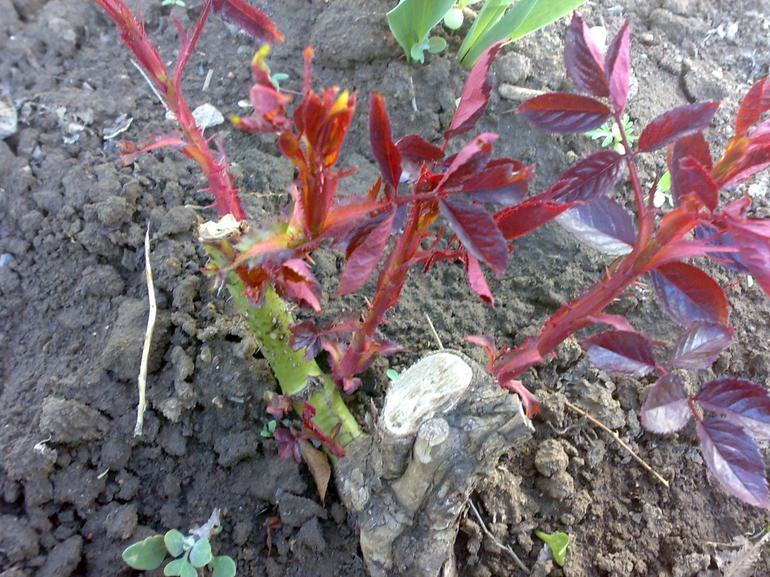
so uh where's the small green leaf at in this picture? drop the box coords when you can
[386,368,400,381]
[122,535,167,570]
[410,43,426,63]
[190,538,213,568]
[270,72,289,89]
[211,555,237,577]
[444,6,464,30]
[164,558,186,577]
[535,530,570,567]
[164,529,186,557]
[387,0,455,63]
[428,36,447,53]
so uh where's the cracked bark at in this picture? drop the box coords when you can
[335,351,533,577]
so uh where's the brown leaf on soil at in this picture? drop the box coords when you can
[300,440,332,505]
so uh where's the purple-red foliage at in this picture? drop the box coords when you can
[472,12,770,510]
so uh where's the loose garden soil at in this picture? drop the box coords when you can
[2,0,770,576]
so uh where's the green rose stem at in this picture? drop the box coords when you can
[202,230,360,450]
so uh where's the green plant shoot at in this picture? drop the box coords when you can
[457,0,587,67]
[535,530,570,567]
[387,0,455,63]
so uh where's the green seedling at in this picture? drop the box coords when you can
[122,511,236,577]
[585,114,637,154]
[388,0,586,66]
[386,368,400,381]
[260,419,278,438]
[270,72,289,90]
[535,530,570,567]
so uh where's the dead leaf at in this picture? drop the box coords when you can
[300,439,331,504]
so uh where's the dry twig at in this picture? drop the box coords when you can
[564,399,669,488]
[135,226,156,437]
[425,312,444,350]
[468,499,529,574]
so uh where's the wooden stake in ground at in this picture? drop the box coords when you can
[134,226,156,437]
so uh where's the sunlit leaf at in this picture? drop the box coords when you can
[369,93,402,190]
[440,198,508,272]
[641,374,691,434]
[122,536,167,571]
[164,529,186,558]
[550,151,623,203]
[466,253,494,305]
[386,0,455,63]
[535,530,570,567]
[581,330,657,376]
[638,101,720,152]
[557,195,635,255]
[211,556,237,577]
[338,211,395,296]
[518,93,612,133]
[673,156,719,211]
[696,378,770,440]
[670,321,733,370]
[212,0,284,43]
[735,77,770,138]
[189,538,212,568]
[649,262,728,327]
[605,20,631,113]
[696,418,770,509]
[459,0,587,67]
[564,13,608,97]
[445,42,503,141]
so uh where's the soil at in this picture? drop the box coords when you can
[1,1,770,577]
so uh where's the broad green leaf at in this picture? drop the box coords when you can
[460,0,587,67]
[444,6,464,30]
[387,0,456,63]
[164,529,186,557]
[428,36,447,53]
[535,530,570,567]
[181,562,197,577]
[211,556,237,577]
[189,538,213,568]
[458,0,514,64]
[164,558,187,577]
[122,535,167,570]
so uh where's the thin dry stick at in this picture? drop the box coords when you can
[135,226,156,437]
[425,312,444,350]
[468,499,529,574]
[564,399,669,488]
[130,60,169,113]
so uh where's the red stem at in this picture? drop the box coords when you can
[492,140,662,382]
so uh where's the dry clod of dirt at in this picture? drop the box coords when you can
[36,535,83,577]
[278,494,328,529]
[310,0,395,67]
[102,298,171,380]
[573,379,626,429]
[213,430,259,467]
[79,264,124,298]
[293,517,327,554]
[495,52,532,85]
[40,397,110,445]
[536,470,575,501]
[0,515,40,564]
[534,439,569,477]
[103,503,138,540]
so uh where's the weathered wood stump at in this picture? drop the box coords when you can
[335,351,533,577]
